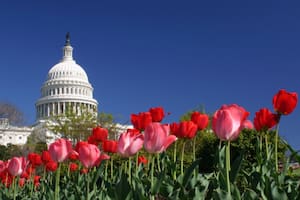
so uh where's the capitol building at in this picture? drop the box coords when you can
[0,33,99,146]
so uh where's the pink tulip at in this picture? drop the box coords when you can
[78,143,106,168]
[241,119,254,130]
[212,104,249,141]
[48,138,73,162]
[7,157,27,176]
[117,130,144,157]
[144,122,177,153]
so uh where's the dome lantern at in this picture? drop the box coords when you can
[62,32,73,61]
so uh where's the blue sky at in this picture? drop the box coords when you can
[0,1,300,149]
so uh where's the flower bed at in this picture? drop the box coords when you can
[0,89,299,199]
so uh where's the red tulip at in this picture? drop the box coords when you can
[0,161,7,173]
[149,107,165,122]
[28,153,42,167]
[48,138,73,162]
[170,122,179,136]
[175,121,198,139]
[254,108,278,131]
[144,122,177,153]
[212,104,249,141]
[191,112,209,130]
[7,157,27,176]
[138,155,148,165]
[273,89,298,115]
[92,126,108,143]
[78,143,102,168]
[41,150,52,164]
[68,150,79,161]
[46,161,58,172]
[131,112,152,130]
[102,140,118,153]
[19,178,26,187]
[69,163,78,172]
[118,130,144,157]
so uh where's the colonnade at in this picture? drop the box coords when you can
[36,101,97,119]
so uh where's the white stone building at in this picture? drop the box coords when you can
[0,33,99,146]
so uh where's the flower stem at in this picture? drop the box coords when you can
[128,157,132,184]
[86,173,90,200]
[193,135,196,177]
[13,177,16,200]
[111,156,114,180]
[151,155,155,189]
[226,141,231,195]
[265,133,269,158]
[156,154,161,172]
[55,163,61,200]
[275,124,279,172]
[181,141,186,176]
[173,142,177,180]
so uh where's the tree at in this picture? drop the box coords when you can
[0,102,25,125]
[47,104,97,144]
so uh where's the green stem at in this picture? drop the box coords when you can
[275,124,280,172]
[151,155,154,189]
[173,142,177,180]
[111,156,114,180]
[181,141,186,176]
[105,160,108,181]
[86,173,90,200]
[128,157,132,184]
[156,154,161,172]
[13,177,16,200]
[226,141,231,195]
[193,136,196,177]
[265,133,269,158]
[55,163,61,200]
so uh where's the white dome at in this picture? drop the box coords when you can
[35,33,98,121]
[47,60,89,82]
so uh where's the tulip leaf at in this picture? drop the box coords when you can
[182,159,201,188]
[230,151,244,183]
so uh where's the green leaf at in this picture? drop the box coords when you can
[230,152,243,183]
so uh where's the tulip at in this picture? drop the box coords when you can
[272,89,298,115]
[254,108,278,131]
[28,153,42,167]
[149,107,165,122]
[138,155,148,165]
[102,140,118,153]
[48,139,73,162]
[144,122,177,153]
[41,150,52,164]
[7,157,27,177]
[91,126,108,143]
[241,119,254,130]
[191,111,209,131]
[118,131,144,157]
[78,143,102,168]
[212,104,249,141]
[69,163,78,172]
[46,161,58,172]
[68,150,79,161]
[212,104,249,194]
[131,112,152,130]
[175,121,198,139]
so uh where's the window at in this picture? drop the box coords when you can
[19,136,22,140]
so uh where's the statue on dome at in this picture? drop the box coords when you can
[65,32,71,46]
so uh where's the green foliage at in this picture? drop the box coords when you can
[48,105,97,143]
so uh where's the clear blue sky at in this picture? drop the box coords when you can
[0,1,300,149]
